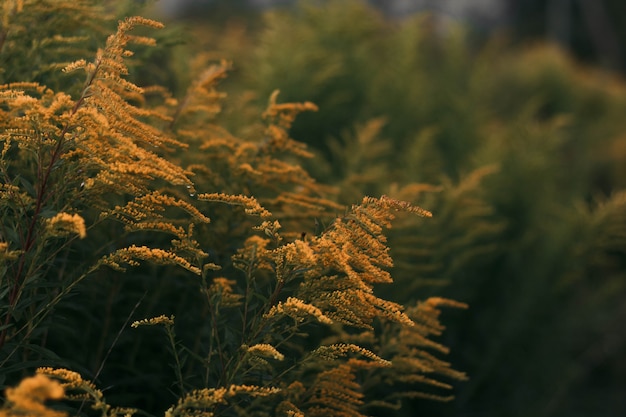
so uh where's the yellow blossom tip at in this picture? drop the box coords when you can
[131,314,175,328]
[46,212,87,239]
[246,344,285,361]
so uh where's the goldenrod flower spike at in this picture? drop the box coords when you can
[3,374,66,417]
[264,297,333,324]
[165,385,280,417]
[46,212,87,239]
[198,192,272,218]
[131,314,175,328]
[313,343,391,366]
[101,245,201,275]
[246,343,285,361]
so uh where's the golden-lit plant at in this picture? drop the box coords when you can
[235,3,626,415]
[0,11,203,370]
[0,2,467,416]
[125,195,466,416]
[0,373,65,417]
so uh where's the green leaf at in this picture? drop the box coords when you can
[17,175,37,198]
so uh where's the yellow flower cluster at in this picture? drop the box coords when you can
[94,16,164,85]
[274,239,318,275]
[226,384,281,397]
[131,314,175,328]
[371,298,469,402]
[61,15,195,201]
[198,192,272,218]
[232,236,274,272]
[313,343,391,366]
[264,297,333,324]
[174,60,231,123]
[166,385,280,417]
[126,221,185,238]
[36,368,135,416]
[36,368,96,395]
[101,245,201,275]
[36,368,101,406]
[254,219,283,241]
[397,298,469,356]
[106,192,211,247]
[206,277,242,307]
[293,197,423,330]
[141,192,209,221]
[167,387,228,416]
[2,374,65,417]
[263,90,318,132]
[246,343,285,361]
[303,364,365,417]
[366,195,433,218]
[317,218,393,283]
[45,212,86,239]
[0,241,20,261]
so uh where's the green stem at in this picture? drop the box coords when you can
[0,262,102,368]
[166,322,186,396]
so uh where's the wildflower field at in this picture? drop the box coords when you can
[1,1,625,417]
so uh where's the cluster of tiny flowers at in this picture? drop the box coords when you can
[3,374,65,417]
[36,367,112,412]
[198,192,272,218]
[36,368,84,388]
[281,239,317,267]
[46,212,87,239]
[165,385,280,417]
[246,343,285,361]
[313,344,391,366]
[207,277,242,306]
[264,297,333,324]
[102,245,201,275]
[0,241,20,261]
[131,314,175,328]
[373,195,433,218]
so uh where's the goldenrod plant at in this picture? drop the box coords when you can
[226,2,626,416]
[0,1,467,416]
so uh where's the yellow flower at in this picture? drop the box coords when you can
[198,192,272,218]
[313,343,391,366]
[246,343,284,361]
[131,314,175,328]
[3,374,66,417]
[46,212,87,239]
[265,297,333,324]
